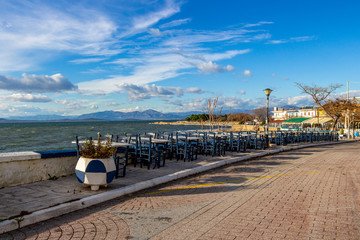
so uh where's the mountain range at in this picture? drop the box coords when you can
[3,109,202,121]
[1,105,298,122]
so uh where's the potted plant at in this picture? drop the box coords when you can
[75,133,116,190]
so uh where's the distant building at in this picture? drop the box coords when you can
[272,106,316,120]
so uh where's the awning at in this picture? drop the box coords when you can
[282,118,311,124]
[302,117,333,124]
[270,120,285,123]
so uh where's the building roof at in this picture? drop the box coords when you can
[302,117,333,124]
[270,120,285,123]
[283,117,311,124]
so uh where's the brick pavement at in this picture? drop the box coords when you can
[1,141,359,239]
[0,147,257,222]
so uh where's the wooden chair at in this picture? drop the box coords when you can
[138,135,162,169]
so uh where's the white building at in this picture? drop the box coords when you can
[272,106,317,120]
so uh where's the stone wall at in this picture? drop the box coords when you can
[0,150,77,187]
[230,124,279,131]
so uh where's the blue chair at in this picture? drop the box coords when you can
[138,135,163,169]
[176,132,195,161]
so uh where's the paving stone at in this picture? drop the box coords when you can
[1,141,360,239]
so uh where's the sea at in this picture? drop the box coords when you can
[0,120,203,153]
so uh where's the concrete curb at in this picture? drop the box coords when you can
[0,140,356,234]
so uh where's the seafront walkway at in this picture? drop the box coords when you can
[0,139,359,239]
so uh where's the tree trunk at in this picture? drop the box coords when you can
[331,117,340,131]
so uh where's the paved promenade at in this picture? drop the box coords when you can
[1,140,359,239]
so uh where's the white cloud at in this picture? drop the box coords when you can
[107,58,145,66]
[270,73,290,80]
[115,106,144,112]
[106,102,120,107]
[55,99,88,110]
[129,0,180,34]
[69,58,108,64]
[0,73,77,93]
[218,96,254,109]
[0,1,120,71]
[91,104,99,110]
[186,88,206,94]
[269,95,313,107]
[243,21,274,28]
[335,90,360,99]
[237,90,246,95]
[267,36,315,45]
[251,33,272,41]
[78,47,250,93]
[243,70,252,77]
[224,65,235,72]
[162,29,255,48]
[148,28,162,36]
[81,67,108,74]
[0,103,50,117]
[285,95,312,105]
[267,40,287,44]
[164,99,183,106]
[171,96,256,112]
[198,61,222,73]
[174,98,206,111]
[203,49,251,62]
[0,1,275,98]
[6,93,52,102]
[166,94,316,113]
[160,18,191,28]
[290,36,315,42]
[118,83,205,101]
[197,61,235,73]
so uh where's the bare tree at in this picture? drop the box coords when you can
[227,106,232,122]
[204,97,218,131]
[216,105,224,130]
[323,97,358,130]
[295,82,342,121]
[231,113,254,123]
[253,107,267,123]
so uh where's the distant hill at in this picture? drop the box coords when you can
[7,114,77,121]
[280,105,301,110]
[5,110,202,121]
[78,109,200,120]
[4,108,270,122]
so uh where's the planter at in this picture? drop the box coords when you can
[75,156,116,190]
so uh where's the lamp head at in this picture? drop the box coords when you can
[263,88,273,97]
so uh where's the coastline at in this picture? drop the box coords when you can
[153,120,237,126]
[153,121,275,132]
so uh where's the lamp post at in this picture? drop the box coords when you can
[352,112,355,139]
[263,88,273,132]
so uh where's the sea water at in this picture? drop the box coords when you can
[0,120,202,153]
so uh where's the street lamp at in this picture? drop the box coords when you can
[352,112,355,139]
[263,88,273,132]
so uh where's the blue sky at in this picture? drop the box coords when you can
[0,0,360,117]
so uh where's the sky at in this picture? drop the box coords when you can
[0,0,360,118]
